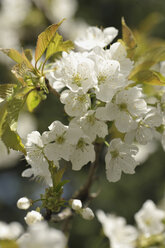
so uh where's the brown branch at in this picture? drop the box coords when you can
[73,143,102,203]
[46,79,60,98]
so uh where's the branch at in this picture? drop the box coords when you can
[73,143,102,203]
[46,78,60,98]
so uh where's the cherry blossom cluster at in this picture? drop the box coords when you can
[97,199,165,248]
[23,26,165,185]
[0,220,67,248]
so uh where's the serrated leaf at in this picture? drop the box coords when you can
[11,63,28,85]
[35,20,64,64]
[26,90,42,112]
[0,100,8,136]
[121,17,137,58]
[45,32,74,62]
[131,70,165,86]
[0,85,31,153]
[2,124,26,154]
[0,84,16,99]
[7,97,26,131]
[0,48,33,70]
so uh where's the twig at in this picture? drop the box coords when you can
[73,143,102,203]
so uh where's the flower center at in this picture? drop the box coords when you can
[119,103,127,111]
[72,73,82,87]
[76,138,86,151]
[56,135,65,144]
[110,150,119,158]
[98,75,107,85]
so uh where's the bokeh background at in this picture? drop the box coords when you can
[1,0,165,247]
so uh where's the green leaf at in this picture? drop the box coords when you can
[35,20,64,64]
[0,85,31,153]
[45,32,74,62]
[0,84,16,99]
[131,70,165,86]
[0,240,19,248]
[7,97,26,131]
[0,100,8,136]
[0,49,33,70]
[121,17,137,58]
[24,49,33,62]
[26,90,42,112]
[129,46,165,79]
[2,124,26,154]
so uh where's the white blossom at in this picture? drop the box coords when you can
[125,109,162,145]
[75,26,118,51]
[17,197,31,210]
[60,89,91,117]
[89,46,132,102]
[52,51,97,93]
[135,200,165,236]
[97,210,138,248]
[24,211,43,225]
[0,221,23,240]
[79,110,108,142]
[18,221,67,248]
[66,124,95,170]
[44,121,71,162]
[109,42,134,77]
[80,207,94,220]
[23,131,53,186]
[71,199,82,211]
[96,87,147,133]
[105,138,139,182]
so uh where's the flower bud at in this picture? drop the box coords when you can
[17,197,31,210]
[71,199,82,211]
[81,207,94,220]
[24,210,43,225]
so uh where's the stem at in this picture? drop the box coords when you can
[73,143,102,203]
[45,78,60,98]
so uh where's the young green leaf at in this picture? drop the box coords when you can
[35,20,64,65]
[121,17,137,58]
[122,17,137,49]
[131,70,165,86]
[0,49,33,70]
[0,240,19,248]
[129,46,165,79]
[26,90,42,112]
[0,100,8,136]
[45,32,74,62]
[2,124,26,154]
[0,84,16,99]
[24,49,33,62]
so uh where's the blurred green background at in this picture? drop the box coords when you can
[1,0,165,247]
